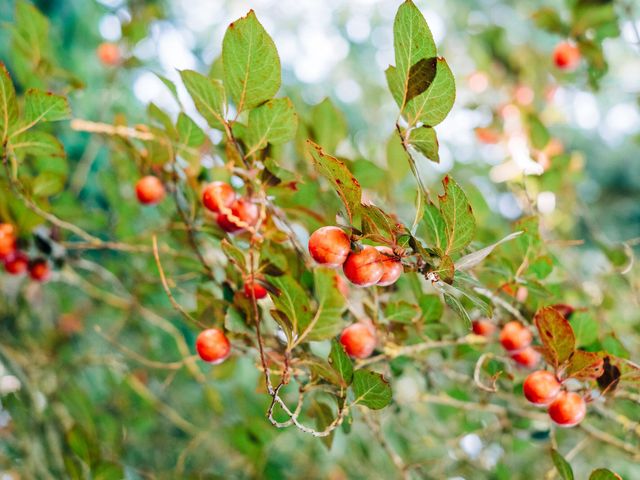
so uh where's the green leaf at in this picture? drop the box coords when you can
[303,268,346,342]
[180,69,226,130]
[222,10,281,112]
[329,339,353,385]
[404,58,455,127]
[246,97,298,154]
[310,400,337,449]
[385,66,403,109]
[438,176,476,255]
[550,449,574,480]
[11,131,65,158]
[23,89,71,125]
[360,204,402,239]
[566,350,604,381]
[534,306,576,369]
[454,231,523,271]
[570,312,599,347]
[267,275,312,338]
[0,62,18,143]
[385,301,421,324]
[351,370,392,410]
[443,291,472,330]
[176,113,206,148]
[11,0,50,71]
[307,140,362,223]
[419,294,444,322]
[532,8,568,35]
[589,469,622,480]
[221,239,246,273]
[393,0,436,109]
[528,113,550,150]
[422,202,447,254]
[408,126,439,163]
[310,98,347,153]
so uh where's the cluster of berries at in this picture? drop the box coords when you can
[0,224,50,281]
[202,181,259,234]
[472,319,540,368]
[523,370,587,427]
[308,226,402,287]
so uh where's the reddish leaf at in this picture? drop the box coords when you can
[534,306,575,369]
[565,350,604,381]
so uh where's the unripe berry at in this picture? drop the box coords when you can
[340,322,376,359]
[28,259,50,282]
[523,370,562,405]
[3,251,28,275]
[195,328,231,364]
[0,223,16,258]
[216,199,259,233]
[202,181,235,213]
[472,319,496,337]
[244,279,267,299]
[553,42,581,71]
[548,391,587,427]
[135,176,165,205]
[499,321,532,351]
[308,226,351,267]
[375,246,403,287]
[343,246,384,287]
[511,347,541,368]
[97,42,121,66]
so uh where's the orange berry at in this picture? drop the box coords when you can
[0,223,16,258]
[97,42,121,66]
[511,347,541,368]
[28,259,50,282]
[216,199,259,233]
[343,246,384,287]
[340,322,376,359]
[548,391,587,427]
[472,319,496,337]
[135,176,165,205]
[308,226,351,267]
[523,370,561,405]
[3,251,28,275]
[500,321,533,351]
[553,42,580,71]
[202,181,235,213]
[195,328,231,364]
[375,246,403,287]
[244,280,267,299]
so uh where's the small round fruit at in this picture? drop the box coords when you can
[553,42,580,71]
[548,391,587,427]
[202,181,235,213]
[472,319,496,337]
[3,251,28,275]
[308,226,351,267]
[216,199,259,233]
[340,322,376,359]
[28,259,50,282]
[343,246,384,287]
[244,280,267,299]
[523,370,562,406]
[97,42,121,66]
[195,328,231,364]
[499,321,533,351]
[0,223,16,257]
[375,246,403,287]
[135,176,165,205]
[511,347,541,368]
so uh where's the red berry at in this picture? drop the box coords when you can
[0,223,16,258]
[195,328,231,364]
[343,246,384,287]
[548,391,587,427]
[3,251,28,275]
[135,176,165,205]
[553,42,580,71]
[97,42,121,66]
[499,321,532,351]
[244,279,267,299]
[523,370,561,405]
[308,226,351,267]
[375,246,403,286]
[28,259,50,282]
[340,322,376,359]
[216,199,259,233]
[472,319,496,337]
[202,181,235,213]
[511,347,541,368]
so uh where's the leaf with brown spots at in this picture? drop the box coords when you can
[534,306,576,369]
[566,350,604,380]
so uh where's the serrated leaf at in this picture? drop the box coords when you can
[11,1,50,72]
[267,275,312,338]
[307,140,362,223]
[419,294,443,322]
[360,204,402,239]
[10,131,64,158]
[246,97,298,154]
[550,449,574,480]
[23,89,70,125]
[351,370,392,410]
[300,268,346,342]
[310,98,347,153]
[408,126,439,163]
[180,69,226,130]
[385,301,421,324]
[534,307,576,369]
[589,469,622,480]
[0,62,18,143]
[329,339,353,385]
[222,10,281,112]
[455,231,523,271]
[438,176,476,255]
[176,113,206,148]
[404,58,455,127]
[566,350,604,381]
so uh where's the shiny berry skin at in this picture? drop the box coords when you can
[499,321,533,351]
[97,42,121,66]
[3,251,28,275]
[340,323,376,359]
[343,246,384,287]
[523,370,562,405]
[216,199,259,233]
[511,347,541,368]
[308,226,351,267]
[553,42,580,71]
[0,223,16,258]
[135,176,165,205]
[28,259,50,282]
[244,280,267,299]
[202,181,235,213]
[548,391,587,427]
[472,319,496,337]
[195,328,231,364]
[375,246,403,287]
